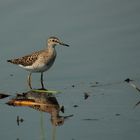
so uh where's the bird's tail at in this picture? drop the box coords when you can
[7,59,19,64]
[7,60,12,63]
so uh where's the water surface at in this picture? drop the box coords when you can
[0,0,140,140]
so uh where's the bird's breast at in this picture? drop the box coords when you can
[25,50,56,72]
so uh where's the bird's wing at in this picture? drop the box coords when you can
[7,50,43,66]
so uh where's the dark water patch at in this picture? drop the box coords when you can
[90,81,123,88]
[72,84,75,88]
[82,118,99,121]
[115,113,121,116]
[73,105,79,108]
[10,74,14,77]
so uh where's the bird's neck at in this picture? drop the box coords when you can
[46,44,56,53]
[47,43,56,49]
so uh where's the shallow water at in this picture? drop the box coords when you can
[0,0,140,140]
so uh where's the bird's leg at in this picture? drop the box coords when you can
[41,72,45,90]
[27,73,32,89]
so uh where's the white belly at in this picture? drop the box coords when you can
[19,63,50,73]
[19,58,55,73]
[19,48,56,73]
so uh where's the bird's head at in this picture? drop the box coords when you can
[47,36,69,48]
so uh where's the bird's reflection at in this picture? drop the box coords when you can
[6,90,73,126]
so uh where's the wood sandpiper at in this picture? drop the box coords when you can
[7,36,69,89]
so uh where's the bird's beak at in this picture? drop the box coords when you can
[59,42,69,47]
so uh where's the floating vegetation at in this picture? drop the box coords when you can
[31,89,61,94]
[124,78,133,83]
[0,93,10,99]
[134,100,140,108]
[124,78,140,107]
[90,81,99,87]
[124,78,140,92]
[84,92,90,100]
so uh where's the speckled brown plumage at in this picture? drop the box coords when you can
[7,50,43,66]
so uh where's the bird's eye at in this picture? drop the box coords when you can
[52,39,55,42]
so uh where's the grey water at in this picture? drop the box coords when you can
[0,0,140,140]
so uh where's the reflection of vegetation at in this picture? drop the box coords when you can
[6,89,73,126]
[17,116,24,126]
[40,112,46,140]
